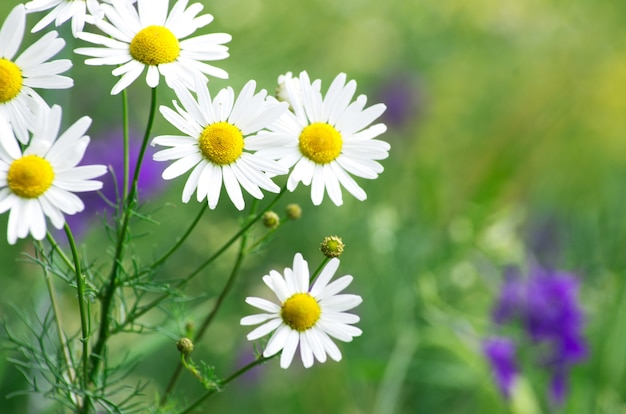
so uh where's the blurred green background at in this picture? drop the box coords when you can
[1,0,626,413]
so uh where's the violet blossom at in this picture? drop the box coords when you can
[484,266,586,405]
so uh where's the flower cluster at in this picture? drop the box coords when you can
[0,0,390,240]
[0,1,389,407]
[483,266,587,405]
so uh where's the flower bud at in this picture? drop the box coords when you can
[262,211,280,229]
[177,337,194,356]
[320,235,344,258]
[286,203,302,220]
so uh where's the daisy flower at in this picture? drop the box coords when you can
[0,4,73,144]
[74,0,231,95]
[0,104,106,245]
[151,79,289,211]
[24,0,136,38]
[241,252,362,369]
[248,71,390,206]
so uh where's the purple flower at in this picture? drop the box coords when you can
[487,267,587,405]
[483,337,518,398]
[64,130,165,237]
[374,71,423,130]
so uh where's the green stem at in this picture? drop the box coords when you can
[63,224,90,410]
[38,241,80,408]
[89,87,158,382]
[243,214,288,255]
[310,257,331,283]
[161,202,256,405]
[117,187,288,333]
[122,90,129,202]
[46,232,75,272]
[178,355,274,414]
[150,203,208,271]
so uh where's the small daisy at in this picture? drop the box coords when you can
[248,71,390,206]
[0,4,73,144]
[24,0,136,38]
[0,104,106,245]
[151,79,289,211]
[74,0,231,95]
[241,253,362,369]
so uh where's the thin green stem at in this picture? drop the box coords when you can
[178,355,274,414]
[161,202,257,406]
[243,215,288,255]
[195,207,253,342]
[179,190,285,285]
[118,187,288,333]
[89,87,158,382]
[150,203,208,271]
[122,90,129,202]
[37,241,80,408]
[46,232,75,272]
[63,224,90,409]
[310,257,331,283]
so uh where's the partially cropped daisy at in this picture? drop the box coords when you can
[0,5,73,144]
[75,0,231,95]
[241,253,362,369]
[0,105,106,244]
[151,79,288,210]
[249,71,390,206]
[24,0,136,37]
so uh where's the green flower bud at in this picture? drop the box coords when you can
[286,203,302,220]
[320,235,344,258]
[177,337,194,356]
[262,211,280,229]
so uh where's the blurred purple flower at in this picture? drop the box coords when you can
[483,337,517,398]
[374,71,424,130]
[486,267,587,405]
[64,130,165,237]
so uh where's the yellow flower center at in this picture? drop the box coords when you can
[7,155,55,198]
[129,25,180,65]
[198,122,244,165]
[0,58,23,103]
[298,122,342,164]
[281,293,321,332]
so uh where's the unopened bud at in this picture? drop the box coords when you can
[286,204,302,220]
[262,211,280,229]
[320,236,344,258]
[177,337,194,356]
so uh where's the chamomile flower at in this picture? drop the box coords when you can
[241,253,362,369]
[24,0,136,37]
[151,79,289,211]
[74,0,231,95]
[0,5,73,144]
[248,71,390,206]
[0,105,106,245]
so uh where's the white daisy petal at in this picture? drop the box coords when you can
[299,333,314,368]
[263,324,291,357]
[245,318,282,341]
[0,5,26,60]
[240,313,278,327]
[310,258,340,297]
[245,297,281,313]
[317,329,343,362]
[242,253,361,369]
[305,328,327,363]
[280,330,300,369]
